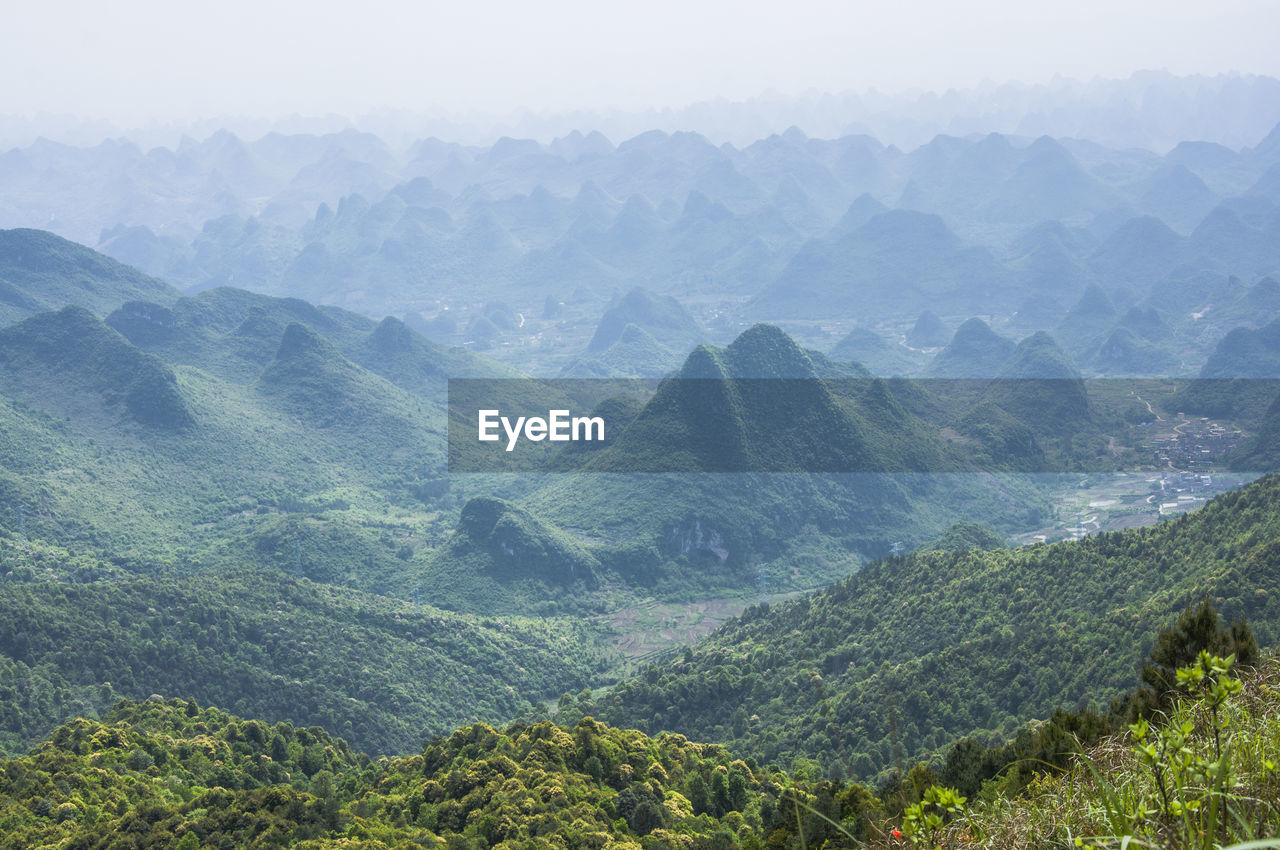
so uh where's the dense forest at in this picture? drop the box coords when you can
[0,546,611,755]
[0,611,1274,848]
[574,473,1280,779]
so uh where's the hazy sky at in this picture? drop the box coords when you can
[4,0,1279,122]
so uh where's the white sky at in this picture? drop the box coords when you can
[4,0,1279,122]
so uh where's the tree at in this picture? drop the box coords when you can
[1133,597,1257,716]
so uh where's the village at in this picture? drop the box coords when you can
[1012,415,1256,547]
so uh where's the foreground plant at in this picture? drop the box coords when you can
[929,655,1280,850]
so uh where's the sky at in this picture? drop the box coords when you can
[4,0,1279,123]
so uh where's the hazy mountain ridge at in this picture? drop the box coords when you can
[4,106,1280,374]
[578,471,1280,777]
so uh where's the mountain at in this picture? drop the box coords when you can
[749,211,1016,320]
[1229,390,1280,471]
[583,286,703,364]
[422,497,601,614]
[1171,317,1280,418]
[0,560,608,755]
[924,318,1017,377]
[983,136,1124,229]
[983,331,1090,436]
[1054,284,1117,359]
[561,323,682,378]
[0,228,178,326]
[1116,304,1171,342]
[1134,163,1217,233]
[580,472,1280,777]
[257,323,420,434]
[519,325,1053,589]
[0,287,530,605]
[105,286,514,387]
[1092,327,1179,375]
[922,521,1007,552]
[1200,317,1280,378]
[904,310,949,348]
[829,325,922,375]
[575,324,947,475]
[0,305,192,429]
[1088,216,1185,291]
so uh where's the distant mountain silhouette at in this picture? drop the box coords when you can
[925,318,1017,378]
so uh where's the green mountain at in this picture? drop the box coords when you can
[1170,317,1280,418]
[0,306,192,429]
[580,325,885,473]
[561,323,682,378]
[518,325,1053,590]
[984,331,1090,436]
[0,301,454,586]
[256,323,421,435]
[1053,284,1117,360]
[904,310,949,348]
[106,285,511,387]
[749,211,1016,320]
[579,472,1280,779]
[922,521,1007,552]
[0,558,609,755]
[1229,390,1280,471]
[0,228,178,326]
[829,326,922,375]
[1092,327,1178,375]
[924,317,1016,377]
[422,497,602,613]
[1200,317,1280,378]
[586,287,703,354]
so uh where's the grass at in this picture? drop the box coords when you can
[918,656,1280,849]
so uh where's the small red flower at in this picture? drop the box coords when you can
[892,829,903,839]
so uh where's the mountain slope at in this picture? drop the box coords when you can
[580,472,1280,778]
[0,228,179,326]
[520,325,1052,590]
[0,562,610,755]
[586,286,703,354]
[0,305,192,429]
[749,211,1017,320]
[924,317,1016,378]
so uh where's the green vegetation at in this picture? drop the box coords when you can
[576,473,1280,780]
[0,555,612,755]
[0,697,880,849]
[0,229,178,326]
[0,303,453,596]
[3,609,1275,848]
[422,497,602,613]
[929,654,1280,849]
[0,698,373,849]
[921,522,1006,552]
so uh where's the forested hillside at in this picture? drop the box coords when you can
[0,697,875,849]
[576,473,1280,778]
[0,551,611,755]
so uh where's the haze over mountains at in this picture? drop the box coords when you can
[5,69,1280,849]
[5,70,1278,152]
[3,73,1279,388]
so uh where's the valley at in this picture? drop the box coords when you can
[2,63,1280,847]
